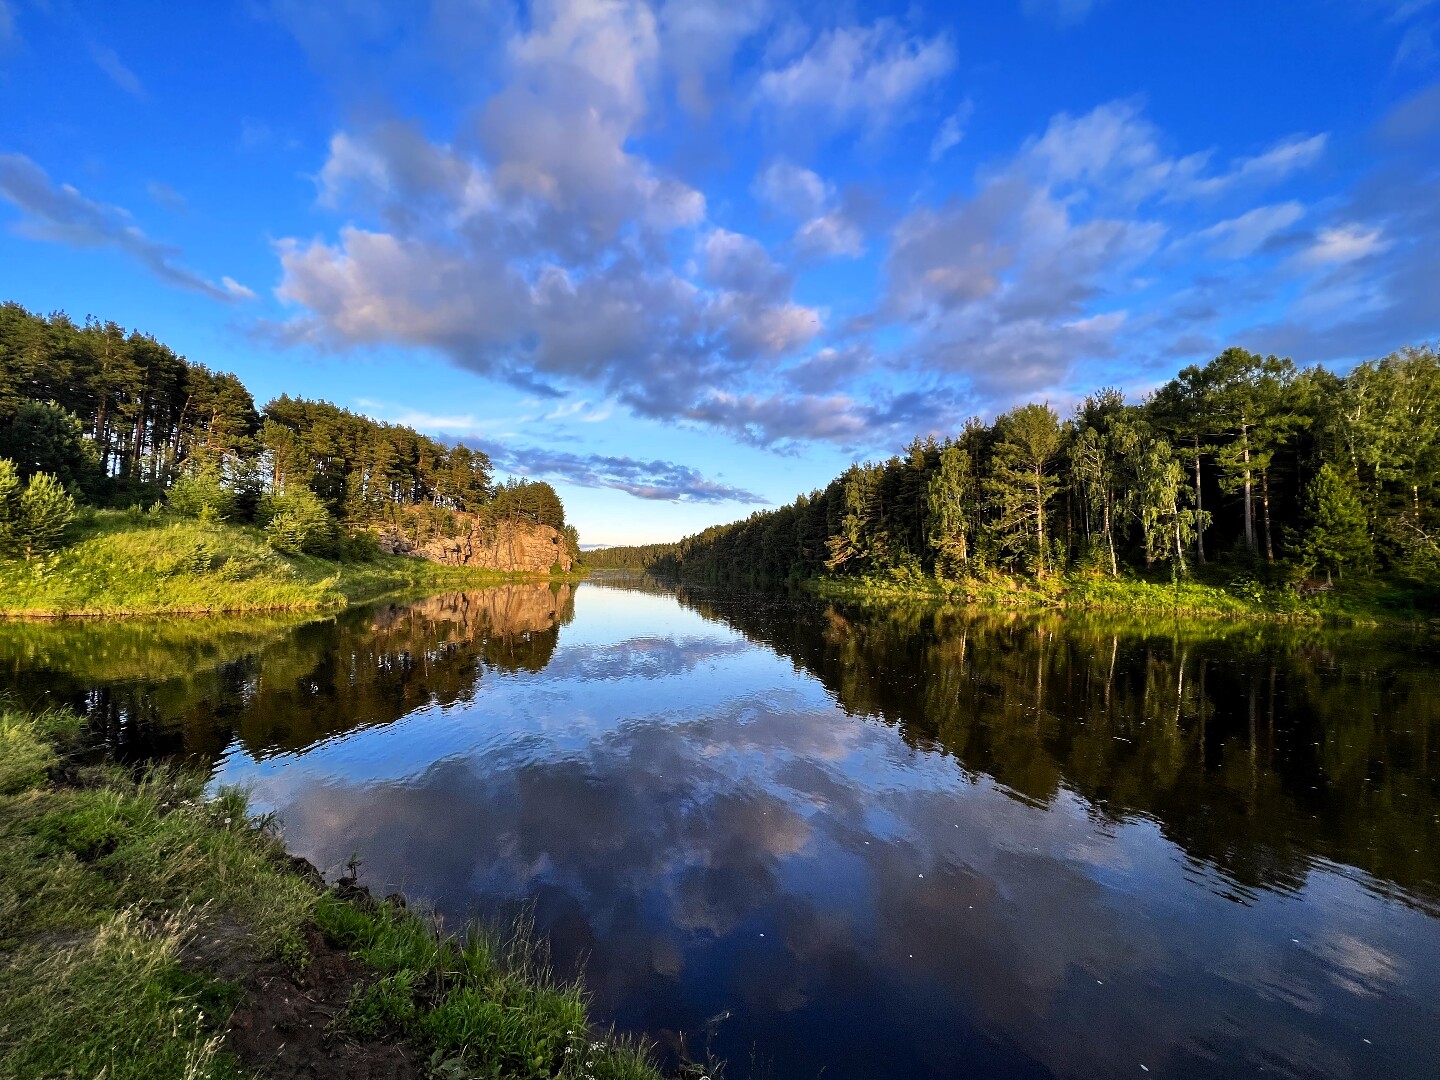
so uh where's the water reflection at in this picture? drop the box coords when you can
[2,578,1437,1078]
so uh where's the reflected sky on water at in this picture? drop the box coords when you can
[4,577,1439,1078]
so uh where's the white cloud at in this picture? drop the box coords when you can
[929,99,974,161]
[1199,201,1304,258]
[221,276,258,301]
[1022,101,1327,205]
[0,153,243,302]
[795,211,865,259]
[756,20,955,134]
[753,160,829,219]
[1297,223,1391,267]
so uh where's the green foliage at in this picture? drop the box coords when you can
[0,461,76,561]
[655,343,1439,606]
[1299,464,1372,577]
[316,895,663,1080]
[165,464,236,522]
[0,400,101,497]
[985,403,1064,575]
[262,486,339,556]
[0,304,564,544]
[490,478,566,529]
[0,707,664,1080]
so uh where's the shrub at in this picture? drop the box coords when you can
[261,487,339,557]
[0,460,76,560]
[165,465,236,523]
[0,401,102,498]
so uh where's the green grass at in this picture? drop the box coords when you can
[806,567,1438,624]
[0,511,576,617]
[315,898,670,1080]
[0,706,673,1080]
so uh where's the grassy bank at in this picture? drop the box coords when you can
[805,568,1438,624]
[0,705,669,1080]
[0,511,580,617]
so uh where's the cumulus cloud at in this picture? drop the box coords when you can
[472,440,766,503]
[752,160,829,219]
[756,20,955,134]
[658,0,771,115]
[274,1,835,446]
[0,153,245,301]
[752,160,866,259]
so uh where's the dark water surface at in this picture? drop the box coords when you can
[4,576,1439,1078]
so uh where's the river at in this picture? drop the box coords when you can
[3,574,1438,1078]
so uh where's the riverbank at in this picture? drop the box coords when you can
[804,568,1437,625]
[0,512,586,618]
[0,705,667,1080]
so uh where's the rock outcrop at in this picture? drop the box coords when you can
[378,518,573,573]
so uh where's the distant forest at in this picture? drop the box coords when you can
[0,303,576,554]
[593,345,1440,587]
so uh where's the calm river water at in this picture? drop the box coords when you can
[4,575,1439,1078]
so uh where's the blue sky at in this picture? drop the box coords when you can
[1,1,1437,545]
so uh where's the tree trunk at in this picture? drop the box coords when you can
[1260,470,1274,560]
[1192,435,1205,564]
[1034,473,1046,576]
[1103,495,1117,576]
[1240,418,1255,554]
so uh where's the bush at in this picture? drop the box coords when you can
[261,488,339,557]
[165,465,235,522]
[0,401,102,499]
[0,459,76,561]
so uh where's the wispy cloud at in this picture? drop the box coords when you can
[0,153,245,301]
[756,20,954,136]
[472,441,766,504]
[89,42,144,98]
[929,99,974,161]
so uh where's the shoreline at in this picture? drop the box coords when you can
[791,572,1435,628]
[0,512,589,620]
[0,706,667,1080]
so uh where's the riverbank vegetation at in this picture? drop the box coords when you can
[0,302,581,579]
[0,705,668,1079]
[608,345,1440,621]
[0,511,561,617]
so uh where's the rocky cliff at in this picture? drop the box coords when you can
[378,518,573,573]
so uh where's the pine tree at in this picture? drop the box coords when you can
[0,458,20,558]
[925,443,974,578]
[1300,464,1372,579]
[985,404,1064,576]
[16,472,75,560]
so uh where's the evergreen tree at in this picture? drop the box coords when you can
[16,471,75,560]
[1299,464,1372,579]
[925,443,975,578]
[985,404,1064,576]
[166,464,236,522]
[0,458,20,558]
